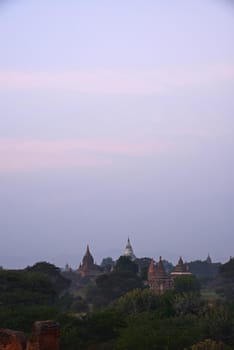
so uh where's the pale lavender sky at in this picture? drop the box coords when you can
[0,0,234,268]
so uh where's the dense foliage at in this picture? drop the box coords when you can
[85,270,143,308]
[188,261,220,280]
[0,269,56,307]
[0,259,234,349]
[115,256,139,274]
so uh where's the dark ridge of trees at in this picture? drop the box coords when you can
[26,261,70,293]
[85,270,144,308]
[210,258,234,301]
[115,256,139,274]
[188,260,220,280]
[173,275,201,294]
[0,269,56,307]
[219,258,234,279]
[101,257,115,272]
[1,260,234,349]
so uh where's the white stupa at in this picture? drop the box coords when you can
[124,238,136,260]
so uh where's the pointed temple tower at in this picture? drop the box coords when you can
[170,256,192,278]
[77,245,101,278]
[124,238,136,260]
[206,253,212,264]
[147,257,173,294]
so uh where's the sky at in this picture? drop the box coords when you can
[0,0,234,268]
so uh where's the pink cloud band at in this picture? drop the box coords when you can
[0,64,233,94]
[0,139,163,173]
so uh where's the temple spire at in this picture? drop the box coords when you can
[78,245,101,278]
[124,237,136,260]
[206,253,212,264]
[171,256,192,277]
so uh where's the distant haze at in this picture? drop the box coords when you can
[0,0,234,269]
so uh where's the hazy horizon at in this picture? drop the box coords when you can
[0,0,234,269]
[0,241,225,270]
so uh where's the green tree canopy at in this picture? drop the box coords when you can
[26,261,70,293]
[113,289,160,314]
[85,271,144,308]
[0,269,55,307]
[115,256,138,274]
[173,275,200,294]
[219,259,234,280]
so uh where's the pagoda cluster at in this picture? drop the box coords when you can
[148,256,192,294]
[69,238,195,295]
